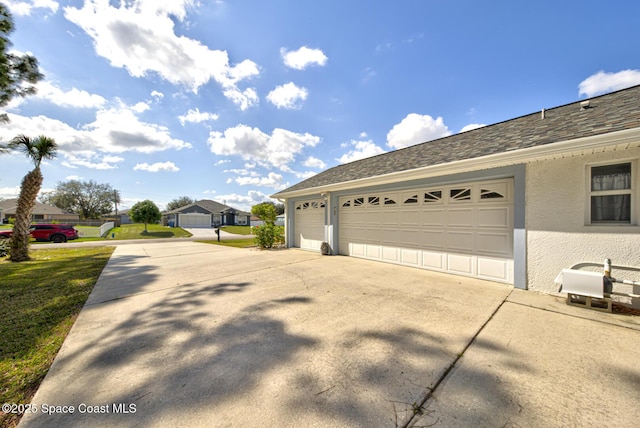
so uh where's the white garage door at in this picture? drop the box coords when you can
[294,199,325,251]
[339,179,514,283]
[179,213,211,228]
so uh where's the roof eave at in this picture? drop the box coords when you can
[273,126,640,199]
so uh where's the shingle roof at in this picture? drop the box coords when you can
[0,199,71,215]
[274,84,640,197]
[163,199,249,216]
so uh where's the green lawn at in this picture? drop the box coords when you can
[220,225,252,235]
[108,223,192,240]
[197,238,257,248]
[0,247,114,428]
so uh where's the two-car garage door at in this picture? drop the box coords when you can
[338,179,514,283]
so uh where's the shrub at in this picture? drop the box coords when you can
[253,224,284,249]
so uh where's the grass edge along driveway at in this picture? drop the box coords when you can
[0,246,115,428]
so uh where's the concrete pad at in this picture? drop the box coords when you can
[420,296,640,427]
[19,242,511,427]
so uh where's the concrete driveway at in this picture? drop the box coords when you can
[19,242,640,427]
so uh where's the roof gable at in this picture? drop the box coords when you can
[274,85,640,197]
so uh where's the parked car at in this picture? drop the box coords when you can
[0,224,79,243]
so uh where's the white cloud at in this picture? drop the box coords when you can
[459,123,486,133]
[31,81,107,109]
[61,153,124,170]
[295,171,317,179]
[215,190,273,212]
[303,156,326,169]
[178,108,219,125]
[63,1,260,109]
[267,82,308,109]
[281,46,328,70]
[134,161,180,172]
[214,159,231,166]
[338,139,386,164]
[5,0,59,16]
[207,125,320,170]
[0,101,192,162]
[65,175,83,180]
[578,69,640,97]
[386,113,451,149]
[234,172,286,190]
[151,90,164,99]
[0,186,21,200]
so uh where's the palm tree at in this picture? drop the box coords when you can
[7,134,57,261]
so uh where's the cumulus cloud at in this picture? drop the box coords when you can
[0,100,191,169]
[32,81,107,109]
[338,139,386,164]
[303,156,326,169]
[5,0,59,16]
[207,125,320,170]
[234,172,286,190]
[281,46,328,70]
[215,190,273,211]
[134,161,180,172]
[386,113,451,149]
[178,108,219,125]
[64,0,260,109]
[267,82,308,109]
[578,69,640,97]
[459,123,486,133]
[61,153,124,170]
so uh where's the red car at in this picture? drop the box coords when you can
[0,224,79,243]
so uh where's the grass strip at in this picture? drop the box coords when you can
[0,247,114,428]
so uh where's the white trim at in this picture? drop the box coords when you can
[274,127,640,199]
[584,159,637,226]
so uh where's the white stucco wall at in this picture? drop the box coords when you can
[526,147,640,306]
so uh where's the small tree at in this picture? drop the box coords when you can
[129,200,161,233]
[251,202,281,249]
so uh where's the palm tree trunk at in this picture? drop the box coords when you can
[10,167,42,262]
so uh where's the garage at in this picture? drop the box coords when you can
[178,213,211,228]
[294,199,325,251]
[338,179,514,283]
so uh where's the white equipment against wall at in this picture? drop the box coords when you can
[555,258,640,312]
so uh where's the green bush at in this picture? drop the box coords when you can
[253,224,284,249]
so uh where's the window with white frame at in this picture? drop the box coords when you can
[589,162,632,223]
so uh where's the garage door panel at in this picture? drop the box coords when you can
[422,209,444,226]
[477,207,510,228]
[477,257,510,282]
[338,178,514,284]
[477,232,512,256]
[448,254,475,275]
[446,209,474,227]
[423,251,446,270]
[421,230,445,250]
[446,231,474,252]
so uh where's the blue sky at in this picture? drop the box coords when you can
[1,0,639,211]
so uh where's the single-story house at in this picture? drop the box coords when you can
[0,199,80,224]
[273,85,640,306]
[163,199,251,228]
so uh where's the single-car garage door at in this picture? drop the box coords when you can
[339,179,514,283]
[179,213,211,228]
[294,199,325,251]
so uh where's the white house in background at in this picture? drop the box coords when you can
[273,85,640,306]
[163,200,250,228]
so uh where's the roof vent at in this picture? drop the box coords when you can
[580,100,590,110]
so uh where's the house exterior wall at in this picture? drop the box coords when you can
[526,147,640,306]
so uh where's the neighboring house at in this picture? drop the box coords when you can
[250,214,285,228]
[163,200,250,228]
[0,199,80,224]
[273,85,640,305]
